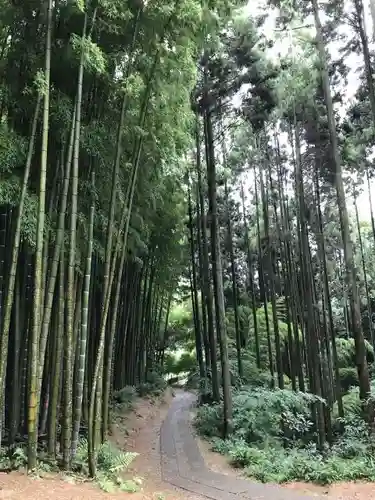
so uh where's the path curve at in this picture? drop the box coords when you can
[160,391,324,500]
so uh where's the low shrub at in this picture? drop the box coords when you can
[331,380,375,422]
[338,367,359,392]
[74,438,138,492]
[217,437,375,484]
[238,361,273,388]
[196,386,375,485]
[113,386,136,412]
[195,388,321,446]
[336,338,374,368]
[136,371,167,397]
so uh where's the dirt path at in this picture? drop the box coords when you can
[0,390,374,499]
[160,391,322,499]
[159,390,375,500]
[0,392,176,500]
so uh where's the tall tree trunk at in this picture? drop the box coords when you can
[224,179,242,377]
[196,116,220,401]
[315,168,344,419]
[0,97,40,449]
[204,106,232,437]
[64,11,88,468]
[28,0,53,471]
[71,169,95,457]
[240,183,260,362]
[259,155,283,389]
[187,183,205,380]
[354,194,374,346]
[311,0,371,402]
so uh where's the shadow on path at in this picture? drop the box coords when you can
[160,391,323,500]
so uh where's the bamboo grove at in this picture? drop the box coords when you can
[0,0,242,475]
[186,0,375,448]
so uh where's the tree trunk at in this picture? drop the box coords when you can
[311,0,371,402]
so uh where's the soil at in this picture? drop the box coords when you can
[0,390,179,500]
[0,392,374,500]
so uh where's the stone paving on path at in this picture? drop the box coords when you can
[160,391,324,500]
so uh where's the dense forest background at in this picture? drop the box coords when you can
[2,0,375,489]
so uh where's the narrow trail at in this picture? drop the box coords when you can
[160,391,323,500]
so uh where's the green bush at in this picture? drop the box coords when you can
[164,353,178,374]
[338,367,359,392]
[331,418,371,459]
[74,438,138,492]
[195,388,321,446]
[332,380,375,422]
[136,371,167,397]
[240,445,375,484]
[185,369,201,390]
[113,386,136,412]
[236,359,273,388]
[210,416,375,485]
[336,338,374,368]
[175,352,196,373]
[198,385,375,485]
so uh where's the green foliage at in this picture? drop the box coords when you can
[34,69,49,96]
[70,35,106,74]
[334,340,375,394]
[136,371,167,398]
[75,0,85,13]
[195,388,321,445]
[222,439,375,484]
[196,372,375,486]
[164,351,196,376]
[11,447,27,469]
[241,361,272,387]
[165,300,195,349]
[336,338,374,368]
[338,367,359,392]
[97,441,137,474]
[0,124,27,173]
[0,446,58,473]
[113,386,136,412]
[0,176,47,248]
[332,380,375,421]
[74,438,138,492]
[200,388,375,485]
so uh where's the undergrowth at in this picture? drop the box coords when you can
[195,387,375,485]
[113,370,167,412]
[0,440,139,493]
[0,446,59,475]
[74,438,140,492]
[0,371,167,492]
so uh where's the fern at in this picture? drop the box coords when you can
[74,437,89,464]
[119,479,140,492]
[96,473,117,493]
[73,438,138,492]
[97,441,137,473]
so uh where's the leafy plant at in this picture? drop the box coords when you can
[338,367,359,392]
[199,385,375,485]
[113,385,136,412]
[73,438,138,492]
[195,388,321,446]
[136,371,167,397]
